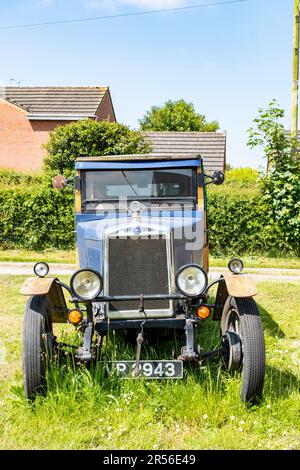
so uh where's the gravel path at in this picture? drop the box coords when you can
[0,262,299,282]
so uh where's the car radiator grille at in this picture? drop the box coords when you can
[108,236,170,312]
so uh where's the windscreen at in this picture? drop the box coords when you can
[83,168,196,210]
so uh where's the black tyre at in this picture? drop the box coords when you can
[22,295,53,399]
[221,296,265,404]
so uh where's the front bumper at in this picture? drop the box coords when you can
[95,315,186,333]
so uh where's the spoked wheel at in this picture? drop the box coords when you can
[221,296,265,404]
[22,295,53,400]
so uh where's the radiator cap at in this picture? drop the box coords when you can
[129,200,141,214]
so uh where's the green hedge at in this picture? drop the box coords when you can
[0,168,42,187]
[207,187,291,256]
[0,182,295,255]
[0,185,74,250]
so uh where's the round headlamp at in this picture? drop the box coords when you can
[228,258,244,274]
[34,262,49,278]
[175,264,208,297]
[70,269,103,300]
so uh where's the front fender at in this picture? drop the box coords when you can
[20,277,56,296]
[20,277,68,323]
[213,274,258,320]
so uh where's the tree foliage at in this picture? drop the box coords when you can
[248,100,300,255]
[44,120,150,176]
[139,99,219,132]
[247,99,289,168]
[224,167,259,188]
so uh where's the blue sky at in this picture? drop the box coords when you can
[0,0,293,168]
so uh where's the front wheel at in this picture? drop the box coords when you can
[221,296,265,404]
[22,295,53,399]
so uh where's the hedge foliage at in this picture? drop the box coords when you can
[0,176,295,255]
[207,186,291,257]
[0,168,42,187]
[0,185,74,250]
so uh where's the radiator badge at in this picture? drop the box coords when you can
[133,226,141,235]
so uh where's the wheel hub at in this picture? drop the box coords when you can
[222,331,242,371]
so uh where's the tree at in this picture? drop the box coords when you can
[247,100,300,255]
[139,99,219,132]
[247,99,289,171]
[44,120,150,176]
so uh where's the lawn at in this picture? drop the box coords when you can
[0,249,76,264]
[210,256,300,270]
[1,249,300,270]
[0,276,299,450]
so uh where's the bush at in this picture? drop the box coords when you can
[0,168,42,187]
[248,100,300,256]
[207,186,292,257]
[262,157,300,255]
[224,167,259,188]
[44,120,150,176]
[0,185,74,250]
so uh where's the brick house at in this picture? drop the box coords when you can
[0,86,116,172]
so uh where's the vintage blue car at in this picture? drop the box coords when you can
[21,154,265,403]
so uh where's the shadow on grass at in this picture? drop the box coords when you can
[264,364,300,399]
[257,303,285,339]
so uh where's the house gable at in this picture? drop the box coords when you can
[0,97,27,114]
[95,88,116,122]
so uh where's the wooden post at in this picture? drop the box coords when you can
[292,0,300,138]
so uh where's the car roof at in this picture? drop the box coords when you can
[75,155,202,170]
[76,154,202,162]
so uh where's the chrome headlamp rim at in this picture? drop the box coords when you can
[228,258,244,274]
[70,268,103,301]
[33,262,50,278]
[175,263,208,298]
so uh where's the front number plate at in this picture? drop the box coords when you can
[108,360,183,379]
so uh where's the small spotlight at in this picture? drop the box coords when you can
[68,309,83,326]
[228,258,244,274]
[196,305,211,319]
[34,262,49,278]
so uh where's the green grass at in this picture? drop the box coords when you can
[210,256,300,270]
[0,249,300,270]
[0,249,76,264]
[0,275,299,450]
